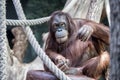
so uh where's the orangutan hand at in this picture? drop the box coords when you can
[78,25,93,41]
[55,55,70,72]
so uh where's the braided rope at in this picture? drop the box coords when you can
[0,0,8,80]
[6,17,50,26]
[12,0,71,80]
[6,0,104,27]
[6,0,77,27]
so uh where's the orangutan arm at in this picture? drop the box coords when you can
[87,22,110,45]
[46,49,66,63]
[45,49,70,72]
[65,51,109,79]
[78,20,109,45]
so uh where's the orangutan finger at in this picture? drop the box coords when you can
[86,31,92,41]
[65,59,70,66]
[79,28,87,39]
[59,64,66,70]
[59,64,69,71]
[78,27,85,39]
[86,28,93,41]
[57,61,64,68]
[62,67,69,72]
[82,30,90,41]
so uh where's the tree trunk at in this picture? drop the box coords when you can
[109,0,120,80]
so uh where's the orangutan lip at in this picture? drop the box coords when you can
[57,36,66,38]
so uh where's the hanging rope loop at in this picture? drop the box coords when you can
[6,17,50,26]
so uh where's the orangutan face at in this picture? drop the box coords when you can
[52,14,69,44]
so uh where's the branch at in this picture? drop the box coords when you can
[12,27,28,62]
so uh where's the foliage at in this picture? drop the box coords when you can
[25,0,66,18]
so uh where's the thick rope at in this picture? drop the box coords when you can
[6,17,50,26]
[6,0,78,27]
[6,0,104,27]
[12,0,71,80]
[0,0,8,80]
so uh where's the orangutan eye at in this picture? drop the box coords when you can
[53,23,59,29]
[61,23,66,27]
